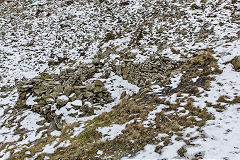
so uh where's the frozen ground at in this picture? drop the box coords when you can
[0,0,240,159]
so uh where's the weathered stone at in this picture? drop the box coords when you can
[120,91,127,99]
[83,91,94,98]
[45,97,54,104]
[86,84,94,91]
[231,56,240,71]
[38,99,47,106]
[80,104,94,115]
[74,86,82,95]
[94,80,104,87]
[56,95,69,106]
[74,86,86,90]
[32,104,41,112]
[69,93,77,101]
[19,85,33,92]
[0,92,8,98]
[93,58,100,65]
[54,85,64,93]
[64,86,72,96]
[33,89,42,96]
[54,117,63,130]
[98,92,103,98]
[93,86,103,93]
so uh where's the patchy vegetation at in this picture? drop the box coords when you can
[0,0,240,159]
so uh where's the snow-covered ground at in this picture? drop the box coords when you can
[0,0,240,159]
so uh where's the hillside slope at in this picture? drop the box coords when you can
[0,0,240,159]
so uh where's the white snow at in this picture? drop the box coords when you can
[58,95,69,101]
[71,100,82,107]
[26,95,37,106]
[169,73,182,89]
[98,120,134,141]
[121,144,161,160]
[0,0,240,159]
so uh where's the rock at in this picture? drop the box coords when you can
[231,56,240,71]
[83,91,94,98]
[32,104,41,112]
[19,85,33,92]
[93,86,103,93]
[86,84,94,91]
[93,58,101,65]
[56,95,69,106]
[54,85,64,94]
[0,92,8,98]
[45,98,54,104]
[120,91,127,99]
[33,89,42,96]
[94,80,104,87]
[38,99,47,106]
[54,117,63,130]
[69,93,77,101]
[81,104,94,115]
[64,86,72,96]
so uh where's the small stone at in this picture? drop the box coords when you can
[93,86,103,93]
[69,93,77,101]
[86,84,94,91]
[83,91,94,98]
[33,89,42,96]
[56,95,69,106]
[45,98,54,104]
[93,58,100,64]
[64,86,72,96]
[54,85,64,94]
[231,56,240,71]
[120,91,127,99]
[94,80,104,87]
[19,85,33,92]
[0,92,8,98]
[54,117,63,130]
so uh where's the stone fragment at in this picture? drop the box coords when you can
[33,89,42,96]
[69,93,77,101]
[86,84,94,91]
[64,86,72,96]
[93,86,103,93]
[45,98,55,104]
[120,91,127,99]
[56,95,69,106]
[54,85,64,94]
[19,85,33,92]
[94,80,104,87]
[83,91,94,98]
[231,56,240,71]
[54,117,63,130]
[0,92,8,98]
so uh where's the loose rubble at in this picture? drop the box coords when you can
[16,63,113,129]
